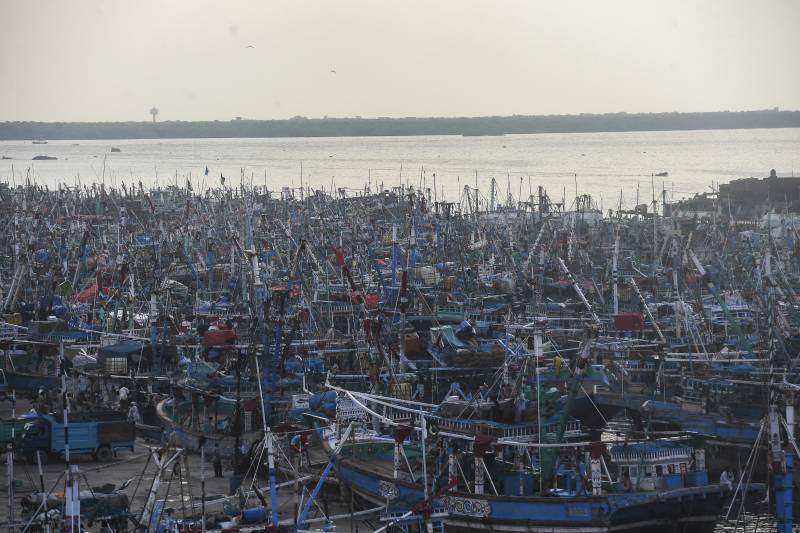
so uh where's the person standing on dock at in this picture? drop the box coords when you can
[213,444,223,478]
[127,402,142,424]
[118,385,130,410]
[620,470,632,492]
[720,467,734,490]
[35,387,48,412]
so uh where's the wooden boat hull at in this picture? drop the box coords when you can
[5,371,59,392]
[155,398,262,456]
[336,455,724,533]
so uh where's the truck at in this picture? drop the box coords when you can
[19,410,135,463]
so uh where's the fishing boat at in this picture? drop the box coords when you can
[334,434,727,533]
[323,321,733,532]
[156,395,258,454]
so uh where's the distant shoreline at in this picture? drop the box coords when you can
[1,109,798,141]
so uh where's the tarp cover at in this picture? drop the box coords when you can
[100,340,146,357]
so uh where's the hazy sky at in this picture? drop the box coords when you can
[1,0,798,122]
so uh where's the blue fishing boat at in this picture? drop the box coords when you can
[325,323,733,533]
[333,432,727,532]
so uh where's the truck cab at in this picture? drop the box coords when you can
[0,415,33,449]
[0,369,7,399]
[20,418,49,458]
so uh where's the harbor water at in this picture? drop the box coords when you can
[1,127,799,205]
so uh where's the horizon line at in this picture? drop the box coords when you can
[1,107,797,124]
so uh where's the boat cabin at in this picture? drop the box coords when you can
[609,441,707,491]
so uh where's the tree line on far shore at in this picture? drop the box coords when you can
[1,109,798,140]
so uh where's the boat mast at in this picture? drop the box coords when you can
[540,324,597,493]
[61,369,79,533]
[5,391,15,533]
[557,257,600,325]
[612,225,620,315]
[770,382,795,533]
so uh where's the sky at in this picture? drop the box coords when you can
[1,0,798,122]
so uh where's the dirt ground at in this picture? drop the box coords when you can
[1,397,378,531]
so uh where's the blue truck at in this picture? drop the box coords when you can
[20,410,135,463]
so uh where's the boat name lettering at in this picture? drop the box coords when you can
[443,496,491,517]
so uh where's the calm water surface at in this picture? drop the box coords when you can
[1,128,799,207]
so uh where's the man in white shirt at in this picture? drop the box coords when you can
[720,467,734,490]
[118,385,130,410]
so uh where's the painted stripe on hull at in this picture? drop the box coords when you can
[339,460,721,533]
[445,515,717,533]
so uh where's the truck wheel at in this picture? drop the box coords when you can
[96,446,113,462]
